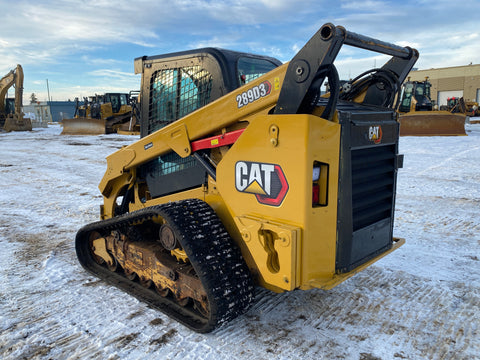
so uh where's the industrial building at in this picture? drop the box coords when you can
[408,64,480,106]
[23,100,77,125]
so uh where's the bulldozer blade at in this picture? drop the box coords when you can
[61,118,106,135]
[115,119,140,135]
[399,111,466,136]
[3,117,32,132]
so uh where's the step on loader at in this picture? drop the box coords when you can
[75,23,418,332]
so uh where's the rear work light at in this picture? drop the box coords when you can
[312,161,329,207]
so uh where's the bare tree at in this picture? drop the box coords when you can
[30,93,38,104]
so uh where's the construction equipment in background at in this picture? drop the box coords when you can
[75,23,417,332]
[397,77,466,136]
[61,92,138,135]
[442,96,480,125]
[443,96,479,117]
[469,99,480,124]
[0,64,32,132]
[464,100,479,117]
[115,91,140,135]
[443,96,466,114]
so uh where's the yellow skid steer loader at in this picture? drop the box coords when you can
[75,23,418,332]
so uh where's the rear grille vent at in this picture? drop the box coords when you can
[351,145,395,231]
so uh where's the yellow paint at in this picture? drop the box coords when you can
[215,114,341,291]
[98,55,404,294]
[274,77,280,91]
[244,181,267,195]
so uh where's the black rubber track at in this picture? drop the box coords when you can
[75,198,255,333]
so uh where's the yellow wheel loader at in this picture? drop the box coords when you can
[61,92,138,135]
[397,78,466,136]
[75,23,418,332]
[0,64,32,132]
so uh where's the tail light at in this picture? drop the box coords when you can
[312,161,329,207]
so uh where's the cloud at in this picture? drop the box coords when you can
[87,69,138,82]
[1,0,316,68]
[2,0,480,103]
[1,1,158,67]
[340,0,389,11]
[80,56,125,66]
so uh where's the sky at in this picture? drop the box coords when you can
[1,0,480,103]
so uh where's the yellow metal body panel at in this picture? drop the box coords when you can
[312,237,405,290]
[99,107,405,293]
[215,114,341,291]
[233,215,300,291]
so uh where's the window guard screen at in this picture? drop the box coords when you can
[147,66,213,135]
[142,65,213,196]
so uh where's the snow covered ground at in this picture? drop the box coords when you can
[0,123,479,360]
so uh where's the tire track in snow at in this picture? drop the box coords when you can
[417,144,480,177]
[2,126,480,360]
[2,237,478,360]
[215,267,480,360]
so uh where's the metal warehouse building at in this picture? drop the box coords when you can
[407,64,480,106]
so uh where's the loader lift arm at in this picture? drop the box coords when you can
[275,23,418,115]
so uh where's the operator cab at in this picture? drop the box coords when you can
[104,93,129,114]
[5,98,15,115]
[399,80,433,113]
[134,48,281,200]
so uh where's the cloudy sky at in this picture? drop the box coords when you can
[1,0,479,103]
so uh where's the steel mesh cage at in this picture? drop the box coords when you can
[147,66,213,135]
[143,65,213,183]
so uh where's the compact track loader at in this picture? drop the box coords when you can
[61,93,137,135]
[0,64,32,132]
[75,23,418,332]
[397,78,466,136]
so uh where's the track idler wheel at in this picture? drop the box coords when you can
[155,285,170,297]
[140,277,153,288]
[124,269,137,281]
[89,231,117,271]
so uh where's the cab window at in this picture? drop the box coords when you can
[237,57,279,85]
